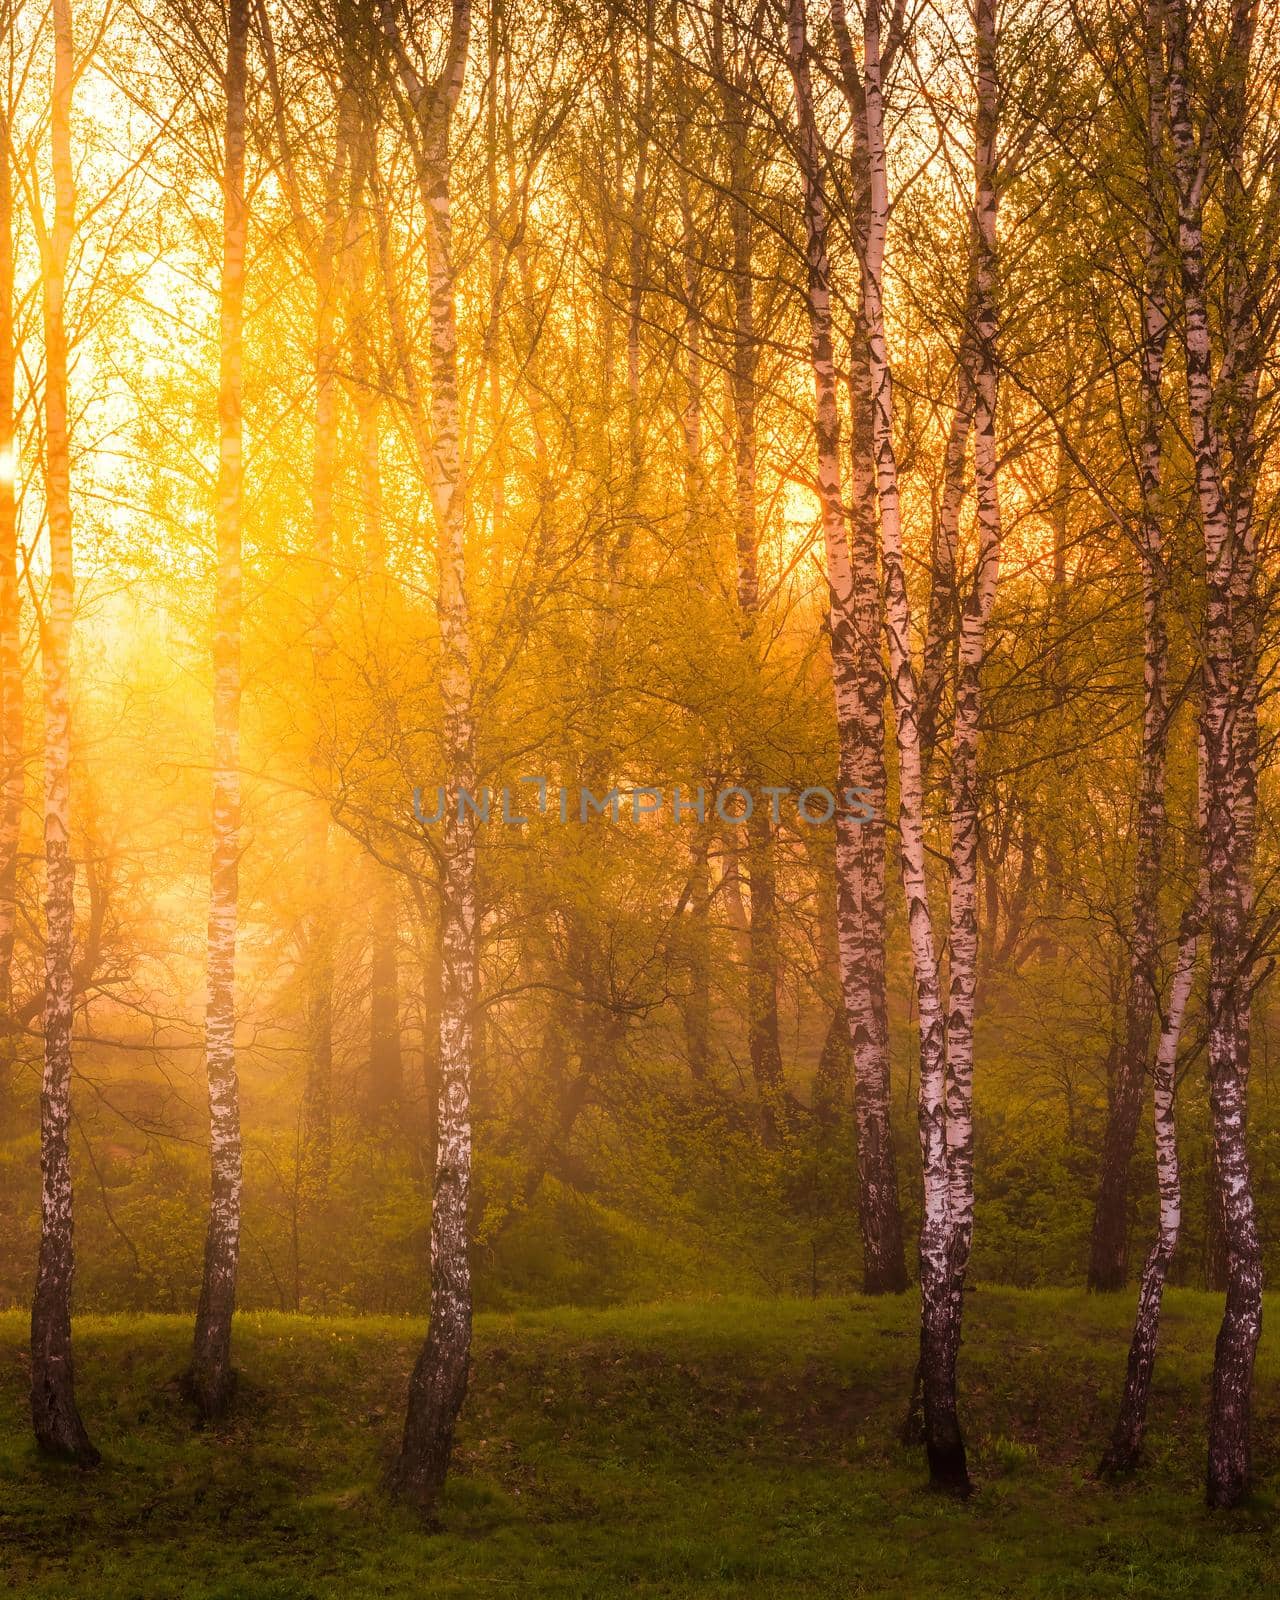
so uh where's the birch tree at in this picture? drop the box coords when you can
[861,0,968,1489]
[829,0,907,1295]
[1101,745,1205,1474]
[30,0,97,1463]
[1167,0,1262,1508]
[377,0,478,1517]
[190,0,249,1421]
[940,0,1003,1402]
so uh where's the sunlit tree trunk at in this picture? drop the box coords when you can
[831,0,907,1295]
[861,0,967,1491]
[191,0,248,1423]
[0,41,21,1130]
[30,0,96,1465]
[380,0,477,1518]
[1168,0,1262,1510]
[1089,0,1172,1293]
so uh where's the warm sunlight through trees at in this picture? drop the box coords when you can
[0,0,1278,1536]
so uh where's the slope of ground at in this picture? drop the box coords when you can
[1,1290,1277,1597]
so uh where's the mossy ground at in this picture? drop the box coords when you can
[1,1289,1277,1597]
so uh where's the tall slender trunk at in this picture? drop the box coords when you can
[862,0,967,1491]
[381,0,476,1519]
[191,0,248,1423]
[0,38,22,1130]
[830,0,906,1293]
[1089,0,1172,1292]
[30,0,96,1465]
[715,6,785,1142]
[942,0,1002,1399]
[1168,0,1262,1510]
[1102,747,1205,1475]
[846,315,905,1291]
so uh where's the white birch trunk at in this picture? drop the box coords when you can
[191,0,248,1422]
[30,0,96,1464]
[1102,744,1205,1474]
[381,0,477,1518]
[1167,0,1262,1509]
[942,0,1002,1391]
[861,0,966,1489]
[829,0,907,1294]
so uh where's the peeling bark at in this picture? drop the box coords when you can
[941,0,1002,1411]
[807,0,907,1291]
[1168,0,1262,1510]
[861,0,966,1490]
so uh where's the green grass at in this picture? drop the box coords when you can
[1,1289,1278,1597]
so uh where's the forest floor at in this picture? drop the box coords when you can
[1,1289,1278,1597]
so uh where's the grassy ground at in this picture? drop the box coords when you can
[1,1290,1277,1598]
